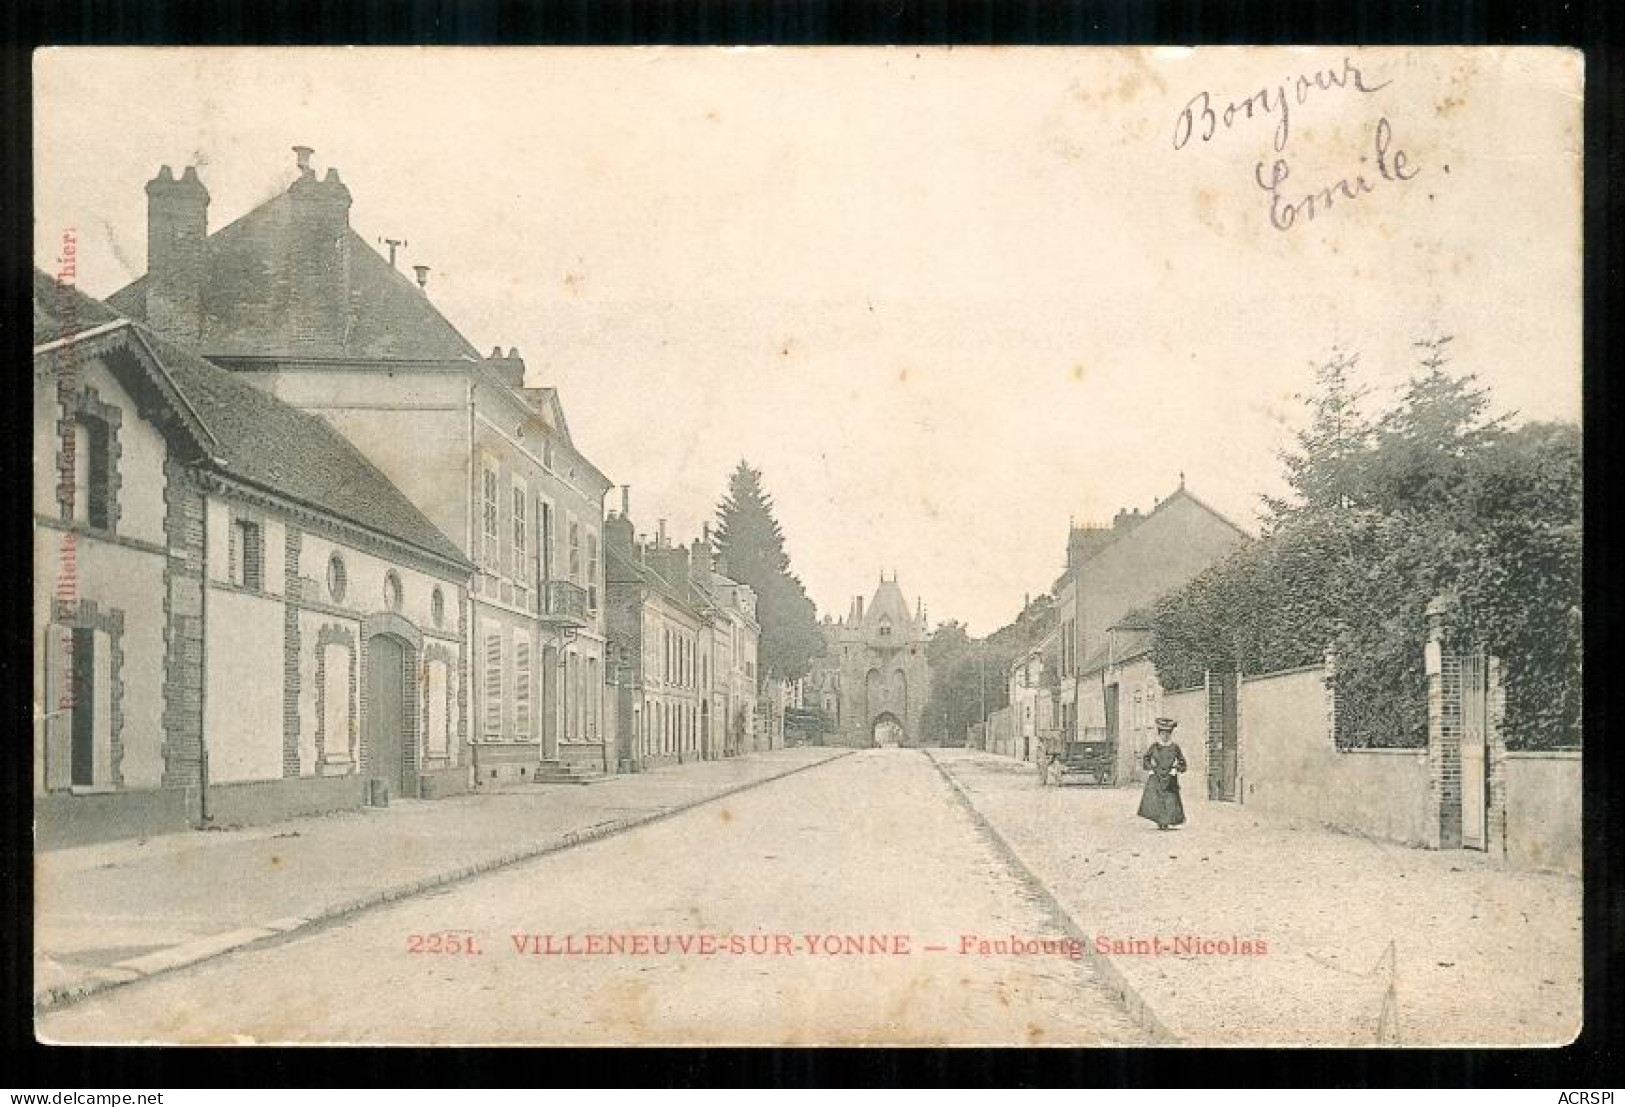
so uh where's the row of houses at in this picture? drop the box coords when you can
[34,148,789,848]
[981,484,1579,874]
[989,483,1247,785]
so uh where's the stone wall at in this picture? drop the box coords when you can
[1502,752,1581,875]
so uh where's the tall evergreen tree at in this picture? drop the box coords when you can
[713,461,825,683]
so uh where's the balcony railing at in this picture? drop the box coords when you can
[540,579,592,626]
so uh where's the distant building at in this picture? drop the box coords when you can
[818,575,933,747]
[604,492,761,771]
[1008,628,1060,764]
[106,149,615,787]
[33,271,471,847]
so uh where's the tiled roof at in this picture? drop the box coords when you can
[107,191,481,362]
[33,270,122,345]
[36,271,469,569]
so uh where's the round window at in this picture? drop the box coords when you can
[431,586,445,627]
[327,553,347,603]
[384,571,403,613]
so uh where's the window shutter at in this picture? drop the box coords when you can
[244,523,263,592]
[484,631,503,737]
[515,637,532,735]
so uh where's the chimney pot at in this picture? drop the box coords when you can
[491,345,503,359]
[293,145,314,174]
[620,485,630,517]
[413,264,431,290]
[508,346,519,359]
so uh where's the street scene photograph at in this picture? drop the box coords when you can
[30,46,1582,1047]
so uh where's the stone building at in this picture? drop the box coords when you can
[1008,631,1060,764]
[33,271,471,847]
[817,574,933,747]
[1073,615,1165,784]
[1049,481,1247,747]
[603,495,760,771]
[106,149,615,787]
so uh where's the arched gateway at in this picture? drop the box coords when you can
[871,713,904,747]
[805,573,933,748]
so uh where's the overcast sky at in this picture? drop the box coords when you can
[35,47,1581,633]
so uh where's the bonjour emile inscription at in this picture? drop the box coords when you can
[1172,56,1424,231]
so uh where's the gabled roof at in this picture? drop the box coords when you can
[34,270,123,345]
[107,191,482,362]
[1053,486,1248,594]
[35,271,469,571]
[605,544,702,617]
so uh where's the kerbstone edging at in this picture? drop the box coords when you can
[35,750,854,1015]
[923,749,1180,1045]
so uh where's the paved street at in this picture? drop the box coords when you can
[39,750,1146,1046]
[35,747,848,1007]
[930,749,1582,1048]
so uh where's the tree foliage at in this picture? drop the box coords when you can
[1152,339,1580,749]
[921,595,1056,744]
[713,460,825,683]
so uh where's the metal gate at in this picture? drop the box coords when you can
[1460,651,1488,850]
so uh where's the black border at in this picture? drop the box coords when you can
[2,0,1619,1089]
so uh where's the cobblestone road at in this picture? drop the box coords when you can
[39,750,1146,1046]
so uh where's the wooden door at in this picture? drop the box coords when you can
[367,635,406,796]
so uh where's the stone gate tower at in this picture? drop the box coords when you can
[812,573,933,747]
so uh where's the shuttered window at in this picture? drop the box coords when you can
[514,635,532,736]
[512,484,529,579]
[482,466,500,570]
[483,631,503,737]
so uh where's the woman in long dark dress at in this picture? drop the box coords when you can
[1138,718,1188,830]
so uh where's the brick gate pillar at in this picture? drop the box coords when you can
[1425,593,1463,850]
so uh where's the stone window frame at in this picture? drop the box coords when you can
[431,586,445,628]
[58,386,124,534]
[314,623,359,767]
[47,597,126,791]
[326,552,348,604]
[383,569,403,613]
[228,505,268,593]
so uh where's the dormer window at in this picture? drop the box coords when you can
[878,617,893,639]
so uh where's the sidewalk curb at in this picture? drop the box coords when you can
[923,749,1180,1045]
[36,749,854,1016]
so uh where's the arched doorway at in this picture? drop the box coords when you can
[364,633,415,798]
[872,712,903,748]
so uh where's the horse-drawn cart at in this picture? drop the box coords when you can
[1038,728,1118,786]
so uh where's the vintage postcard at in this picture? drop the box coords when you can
[31,46,1581,1047]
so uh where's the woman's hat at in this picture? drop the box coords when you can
[1154,717,1178,732]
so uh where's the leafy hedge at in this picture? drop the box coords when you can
[1150,345,1580,750]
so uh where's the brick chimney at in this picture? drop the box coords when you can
[691,523,715,583]
[144,165,210,345]
[286,148,354,354]
[605,485,634,553]
[485,345,526,390]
